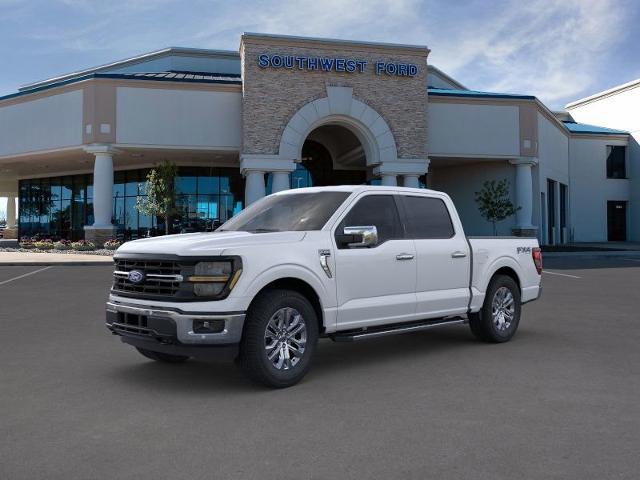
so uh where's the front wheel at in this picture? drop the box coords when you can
[239,289,319,388]
[469,275,521,343]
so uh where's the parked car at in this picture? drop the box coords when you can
[106,186,542,387]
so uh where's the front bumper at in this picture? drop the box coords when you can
[106,301,245,346]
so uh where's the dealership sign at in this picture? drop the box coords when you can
[257,53,418,77]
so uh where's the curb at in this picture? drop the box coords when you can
[543,251,640,258]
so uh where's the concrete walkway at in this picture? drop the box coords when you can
[0,251,114,266]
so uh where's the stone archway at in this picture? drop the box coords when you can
[278,86,398,167]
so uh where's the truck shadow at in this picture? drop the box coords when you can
[105,325,538,392]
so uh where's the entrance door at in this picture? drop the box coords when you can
[607,201,627,241]
[547,179,556,244]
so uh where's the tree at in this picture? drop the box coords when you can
[474,179,520,235]
[135,161,178,235]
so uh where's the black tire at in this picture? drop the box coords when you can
[135,347,190,363]
[468,274,521,343]
[239,289,319,388]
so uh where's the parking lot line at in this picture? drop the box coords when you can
[542,270,581,279]
[0,266,52,286]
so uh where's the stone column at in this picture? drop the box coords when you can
[402,174,420,188]
[509,158,538,237]
[84,145,117,245]
[271,171,290,193]
[2,195,18,240]
[380,174,397,186]
[241,154,295,206]
[244,170,266,206]
[6,195,16,229]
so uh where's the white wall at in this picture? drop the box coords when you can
[569,137,630,242]
[568,85,639,241]
[537,112,570,244]
[428,103,520,157]
[116,87,242,149]
[0,90,83,156]
[430,161,517,236]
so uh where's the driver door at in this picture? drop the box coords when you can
[333,193,417,330]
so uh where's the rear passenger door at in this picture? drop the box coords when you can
[398,194,470,318]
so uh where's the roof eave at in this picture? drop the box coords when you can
[19,47,240,92]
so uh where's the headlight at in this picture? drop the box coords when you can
[189,260,242,297]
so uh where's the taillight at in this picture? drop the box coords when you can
[532,247,543,275]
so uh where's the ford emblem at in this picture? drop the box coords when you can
[128,270,145,284]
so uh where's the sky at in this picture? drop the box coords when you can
[1,0,640,218]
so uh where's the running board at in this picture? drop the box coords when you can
[329,317,467,342]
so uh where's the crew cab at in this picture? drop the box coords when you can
[106,186,542,387]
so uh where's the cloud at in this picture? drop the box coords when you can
[2,0,636,108]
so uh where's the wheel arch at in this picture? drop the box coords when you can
[249,277,325,333]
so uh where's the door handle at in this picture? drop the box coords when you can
[396,253,414,261]
[451,251,467,258]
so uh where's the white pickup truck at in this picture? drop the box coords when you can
[106,186,542,387]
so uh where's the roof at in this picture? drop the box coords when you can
[428,87,535,100]
[19,47,240,92]
[274,185,440,195]
[562,121,628,135]
[427,66,467,90]
[565,78,640,109]
[0,71,241,103]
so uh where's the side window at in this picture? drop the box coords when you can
[339,195,403,245]
[401,196,455,239]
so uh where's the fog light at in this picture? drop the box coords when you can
[192,319,225,334]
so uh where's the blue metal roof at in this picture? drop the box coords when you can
[562,121,628,135]
[428,87,536,100]
[0,71,242,102]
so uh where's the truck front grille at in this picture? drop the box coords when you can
[112,259,183,298]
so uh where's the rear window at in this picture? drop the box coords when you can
[400,195,455,239]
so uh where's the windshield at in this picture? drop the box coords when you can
[219,192,350,232]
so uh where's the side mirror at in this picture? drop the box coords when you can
[336,225,378,248]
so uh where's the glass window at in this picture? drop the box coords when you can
[340,195,403,244]
[176,175,197,194]
[198,175,219,195]
[113,171,126,199]
[61,177,73,200]
[125,170,140,196]
[606,146,626,179]
[221,192,349,232]
[400,196,455,239]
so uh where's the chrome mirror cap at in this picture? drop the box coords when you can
[343,225,378,248]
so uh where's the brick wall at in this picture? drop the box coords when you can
[240,36,429,160]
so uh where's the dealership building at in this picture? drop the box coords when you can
[0,33,637,245]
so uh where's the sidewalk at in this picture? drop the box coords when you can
[0,251,114,266]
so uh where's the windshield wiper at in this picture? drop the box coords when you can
[248,228,281,233]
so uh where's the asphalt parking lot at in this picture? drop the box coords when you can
[1,257,639,479]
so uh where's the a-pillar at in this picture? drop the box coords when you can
[509,157,539,237]
[84,145,117,246]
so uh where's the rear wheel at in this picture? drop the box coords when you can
[239,289,319,388]
[135,347,190,363]
[469,275,521,343]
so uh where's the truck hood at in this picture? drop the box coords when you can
[115,231,307,257]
